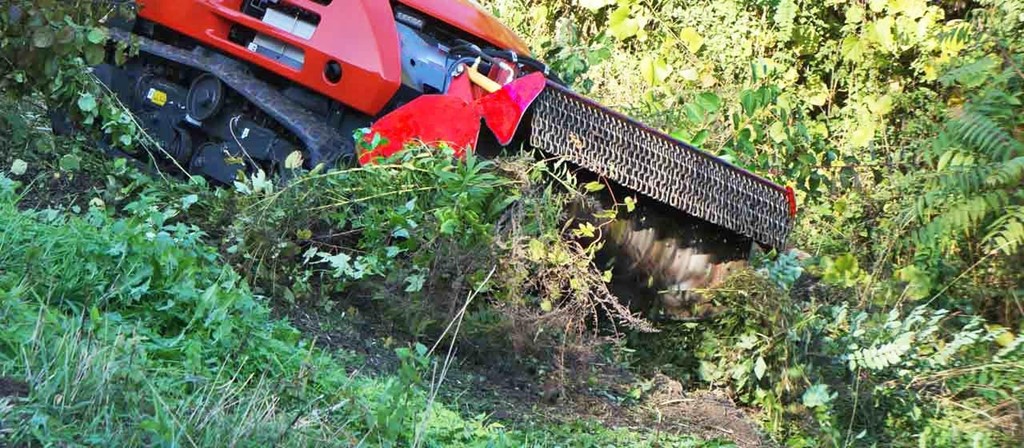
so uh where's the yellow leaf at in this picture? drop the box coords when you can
[922,62,938,81]
[845,5,865,24]
[700,72,718,88]
[529,5,549,24]
[640,56,672,86]
[867,94,894,117]
[608,6,640,40]
[871,17,895,51]
[841,36,866,62]
[528,239,547,262]
[285,151,304,170]
[995,330,1016,348]
[769,121,787,143]
[679,27,704,54]
[888,0,927,19]
[940,31,966,56]
[808,84,830,107]
[850,122,877,148]
[540,300,553,312]
[640,56,656,86]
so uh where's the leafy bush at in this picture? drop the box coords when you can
[0,175,723,447]
[483,0,1024,445]
[218,145,652,375]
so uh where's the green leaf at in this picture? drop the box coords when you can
[583,181,605,192]
[77,93,98,113]
[608,6,640,40]
[593,209,618,220]
[404,273,425,292]
[773,0,797,42]
[740,90,757,117]
[573,222,597,238]
[85,44,105,66]
[695,93,722,113]
[10,159,27,176]
[181,194,199,210]
[753,356,767,380]
[32,27,55,48]
[897,265,933,300]
[684,103,706,125]
[690,130,710,146]
[87,27,107,44]
[624,196,637,213]
[59,154,81,172]
[392,228,411,239]
[802,384,832,408]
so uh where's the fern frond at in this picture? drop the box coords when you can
[916,192,1009,247]
[984,205,1024,255]
[947,105,1023,161]
[986,156,1024,187]
[939,56,998,88]
[935,164,991,195]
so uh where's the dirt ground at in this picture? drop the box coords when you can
[8,163,100,212]
[0,377,29,399]
[278,300,772,448]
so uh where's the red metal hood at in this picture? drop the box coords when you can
[397,0,530,56]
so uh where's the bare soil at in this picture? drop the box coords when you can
[0,377,29,398]
[10,166,100,212]
[275,298,772,447]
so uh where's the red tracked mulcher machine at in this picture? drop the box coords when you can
[87,0,798,318]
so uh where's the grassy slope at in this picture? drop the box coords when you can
[0,137,730,447]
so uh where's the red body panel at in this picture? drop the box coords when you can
[397,0,530,56]
[136,0,403,115]
[362,71,546,165]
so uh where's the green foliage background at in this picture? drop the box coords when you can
[488,0,1024,445]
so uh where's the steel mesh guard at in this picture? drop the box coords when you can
[529,82,795,249]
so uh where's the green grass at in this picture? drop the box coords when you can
[0,174,727,447]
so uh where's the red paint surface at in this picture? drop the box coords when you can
[363,71,547,165]
[397,0,530,55]
[786,186,798,217]
[477,72,546,145]
[359,94,481,165]
[137,0,403,115]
